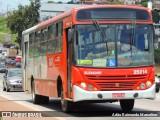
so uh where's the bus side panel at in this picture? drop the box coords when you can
[26,57,34,93]
[33,55,58,97]
[34,79,57,97]
[63,16,72,29]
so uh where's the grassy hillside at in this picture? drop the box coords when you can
[0,16,18,45]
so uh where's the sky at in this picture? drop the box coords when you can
[0,0,70,13]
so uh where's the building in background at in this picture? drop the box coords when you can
[154,0,160,10]
[121,0,141,5]
[79,0,108,4]
[154,24,160,49]
[39,3,84,21]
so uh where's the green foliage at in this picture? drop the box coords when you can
[152,10,160,23]
[0,16,17,44]
[47,1,54,3]
[6,0,41,48]
[154,49,160,64]
[141,0,152,7]
[140,0,160,23]
[108,2,122,4]
[0,17,10,33]
[141,2,147,7]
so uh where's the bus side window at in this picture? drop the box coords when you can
[29,33,34,57]
[54,21,63,53]
[56,22,63,37]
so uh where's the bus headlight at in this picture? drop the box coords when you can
[75,82,98,91]
[140,83,145,89]
[146,81,152,87]
[80,82,87,89]
[88,84,93,90]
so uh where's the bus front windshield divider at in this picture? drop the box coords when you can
[130,20,136,64]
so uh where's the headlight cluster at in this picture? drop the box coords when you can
[136,81,153,90]
[75,82,99,91]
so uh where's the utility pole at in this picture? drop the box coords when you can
[148,0,153,10]
[7,4,10,16]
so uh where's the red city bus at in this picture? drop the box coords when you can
[22,5,155,112]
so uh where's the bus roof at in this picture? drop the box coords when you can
[22,5,151,35]
[22,10,72,35]
[73,4,150,11]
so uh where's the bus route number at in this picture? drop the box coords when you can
[133,69,148,75]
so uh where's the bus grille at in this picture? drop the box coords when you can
[86,75,146,90]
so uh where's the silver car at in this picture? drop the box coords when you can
[3,68,22,92]
[0,64,7,73]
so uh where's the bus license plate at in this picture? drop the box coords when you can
[112,93,125,98]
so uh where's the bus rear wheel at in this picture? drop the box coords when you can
[31,81,41,104]
[42,96,49,104]
[120,99,134,111]
[31,81,49,104]
[61,86,73,112]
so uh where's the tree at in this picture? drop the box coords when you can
[140,0,160,23]
[57,1,62,4]
[47,1,54,3]
[152,10,160,23]
[67,1,73,4]
[6,0,41,48]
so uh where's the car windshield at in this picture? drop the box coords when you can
[73,24,154,68]
[0,65,6,68]
[8,70,22,77]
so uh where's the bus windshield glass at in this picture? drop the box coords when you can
[73,24,154,68]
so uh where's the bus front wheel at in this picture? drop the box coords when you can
[61,86,73,112]
[120,99,134,111]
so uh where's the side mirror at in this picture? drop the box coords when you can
[68,28,74,43]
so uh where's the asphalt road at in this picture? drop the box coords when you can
[0,73,160,120]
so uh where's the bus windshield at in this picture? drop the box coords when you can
[73,24,154,68]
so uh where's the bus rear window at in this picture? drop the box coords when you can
[77,8,150,20]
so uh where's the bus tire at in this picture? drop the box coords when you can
[61,85,73,112]
[42,96,49,104]
[120,99,134,111]
[31,81,41,104]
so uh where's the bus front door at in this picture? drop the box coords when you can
[67,30,73,98]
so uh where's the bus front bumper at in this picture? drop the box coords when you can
[73,84,155,102]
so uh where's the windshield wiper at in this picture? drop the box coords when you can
[93,20,108,55]
[93,20,107,42]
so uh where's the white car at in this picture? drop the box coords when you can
[155,76,160,93]
[2,51,7,56]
